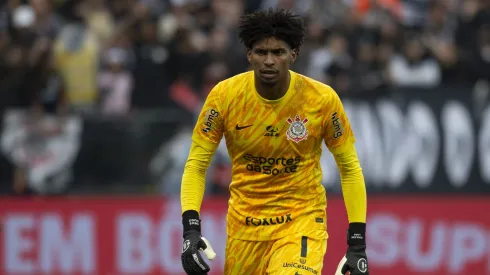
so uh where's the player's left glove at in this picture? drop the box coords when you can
[181,210,216,275]
[335,223,369,275]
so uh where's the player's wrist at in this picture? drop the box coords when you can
[182,210,201,234]
[347,222,366,246]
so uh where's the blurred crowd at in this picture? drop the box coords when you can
[1,0,490,118]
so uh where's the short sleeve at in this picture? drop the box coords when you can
[323,89,356,154]
[192,83,224,147]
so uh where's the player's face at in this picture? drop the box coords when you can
[247,37,297,86]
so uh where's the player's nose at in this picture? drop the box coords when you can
[264,54,275,66]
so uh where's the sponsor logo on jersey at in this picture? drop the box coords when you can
[264,125,279,137]
[286,115,309,143]
[202,109,219,133]
[245,214,292,226]
[236,124,253,130]
[331,112,344,139]
[243,154,300,175]
[282,262,318,274]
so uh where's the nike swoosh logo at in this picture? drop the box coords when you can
[235,124,253,130]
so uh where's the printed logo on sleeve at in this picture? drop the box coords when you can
[331,112,344,139]
[202,109,219,133]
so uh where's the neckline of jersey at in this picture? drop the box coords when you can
[251,70,297,105]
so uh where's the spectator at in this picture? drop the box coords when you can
[350,35,390,94]
[307,31,352,83]
[462,25,490,83]
[80,0,115,47]
[260,0,313,16]
[131,13,178,109]
[53,6,99,112]
[98,47,133,116]
[456,0,488,53]
[206,24,247,78]
[1,5,39,108]
[422,1,459,84]
[388,35,441,88]
[30,0,62,39]
[30,47,67,116]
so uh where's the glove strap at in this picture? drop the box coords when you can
[182,210,201,234]
[347,222,366,246]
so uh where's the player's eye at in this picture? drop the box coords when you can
[255,50,267,55]
[273,50,285,55]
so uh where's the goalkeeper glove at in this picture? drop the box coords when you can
[181,210,216,275]
[335,223,369,275]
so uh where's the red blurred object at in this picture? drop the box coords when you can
[355,0,402,16]
[0,196,489,275]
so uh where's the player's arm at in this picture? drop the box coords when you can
[181,84,224,275]
[323,89,369,275]
[332,145,366,224]
[181,141,218,216]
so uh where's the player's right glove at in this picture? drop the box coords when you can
[181,210,216,275]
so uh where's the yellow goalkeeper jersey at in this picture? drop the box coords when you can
[191,70,356,241]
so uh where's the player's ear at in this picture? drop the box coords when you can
[290,49,298,64]
[247,48,252,63]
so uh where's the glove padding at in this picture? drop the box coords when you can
[181,230,216,275]
[335,245,369,275]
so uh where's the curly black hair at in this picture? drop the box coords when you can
[237,8,307,52]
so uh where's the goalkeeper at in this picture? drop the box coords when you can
[180,8,369,275]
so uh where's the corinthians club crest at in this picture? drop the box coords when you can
[286,115,309,143]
